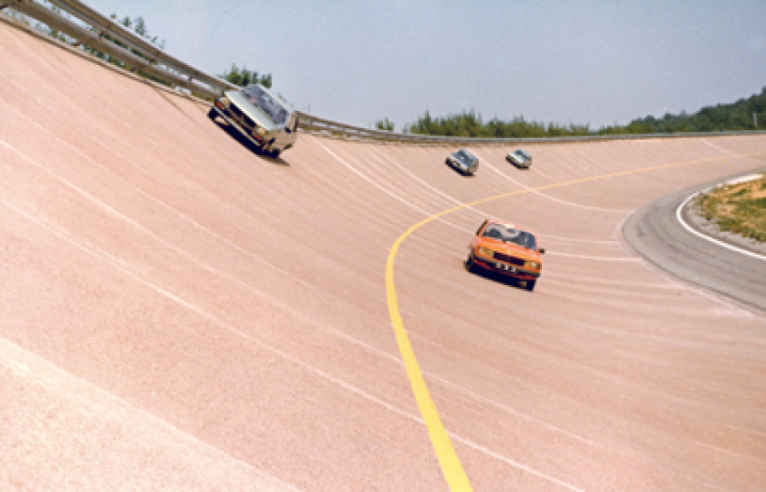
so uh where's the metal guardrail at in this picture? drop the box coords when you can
[3,0,766,146]
[45,0,241,95]
[2,0,233,99]
[294,111,766,146]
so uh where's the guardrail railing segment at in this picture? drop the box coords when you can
[2,0,765,145]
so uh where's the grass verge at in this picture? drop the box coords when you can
[692,173,766,243]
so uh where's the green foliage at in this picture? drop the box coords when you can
[694,176,766,242]
[399,87,766,138]
[376,117,395,132]
[600,87,766,135]
[8,3,171,87]
[219,64,272,88]
[81,13,169,86]
[403,110,591,138]
[83,14,165,59]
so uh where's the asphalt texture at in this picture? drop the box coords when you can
[2,16,766,492]
[624,174,766,313]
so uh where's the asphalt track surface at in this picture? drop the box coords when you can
[2,19,766,492]
[625,175,766,314]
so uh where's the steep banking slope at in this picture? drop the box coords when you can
[1,18,765,491]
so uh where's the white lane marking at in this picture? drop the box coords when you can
[448,434,584,492]
[700,139,735,155]
[631,255,763,317]
[309,136,465,231]
[322,143,632,254]
[692,441,766,465]
[724,424,766,438]
[537,234,621,245]
[1,197,413,414]
[367,146,488,224]
[471,149,631,213]
[3,196,585,492]
[0,339,302,491]
[0,107,612,451]
[676,190,766,261]
[0,135,601,488]
[721,174,764,186]
[0,138,401,363]
[0,136,312,288]
[546,251,642,261]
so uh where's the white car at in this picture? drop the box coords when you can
[506,149,532,169]
[209,84,298,158]
[446,149,479,176]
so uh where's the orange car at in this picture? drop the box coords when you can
[466,219,545,291]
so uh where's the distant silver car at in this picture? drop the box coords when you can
[209,84,298,158]
[446,149,479,176]
[506,149,532,169]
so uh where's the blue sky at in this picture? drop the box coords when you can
[75,1,766,131]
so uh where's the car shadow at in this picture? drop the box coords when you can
[445,162,477,177]
[464,260,530,290]
[208,113,291,167]
[506,160,531,171]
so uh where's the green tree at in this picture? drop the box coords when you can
[219,64,272,88]
[403,110,592,138]
[375,117,395,131]
[606,88,766,134]
[80,13,169,86]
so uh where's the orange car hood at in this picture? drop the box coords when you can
[476,237,541,261]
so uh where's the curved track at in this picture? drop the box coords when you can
[2,20,766,491]
[625,176,766,313]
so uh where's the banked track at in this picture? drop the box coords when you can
[2,19,766,492]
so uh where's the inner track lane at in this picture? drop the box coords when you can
[385,152,766,490]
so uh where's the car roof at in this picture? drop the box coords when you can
[243,84,296,113]
[483,219,535,235]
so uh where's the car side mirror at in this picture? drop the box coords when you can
[539,248,546,254]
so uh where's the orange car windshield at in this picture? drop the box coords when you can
[482,224,537,250]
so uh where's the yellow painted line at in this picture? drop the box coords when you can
[384,151,766,491]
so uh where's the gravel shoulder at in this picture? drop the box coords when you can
[680,172,766,256]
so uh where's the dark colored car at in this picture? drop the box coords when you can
[506,149,532,169]
[466,219,545,291]
[446,149,479,176]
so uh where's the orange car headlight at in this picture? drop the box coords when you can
[525,261,540,269]
[478,247,494,258]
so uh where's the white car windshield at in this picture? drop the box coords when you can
[243,85,290,126]
[454,150,476,165]
[482,224,537,250]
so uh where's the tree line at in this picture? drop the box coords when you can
[598,88,766,134]
[13,2,763,135]
[386,110,592,138]
[378,87,766,137]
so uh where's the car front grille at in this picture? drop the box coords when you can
[493,252,525,266]
[230,105,255,130]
